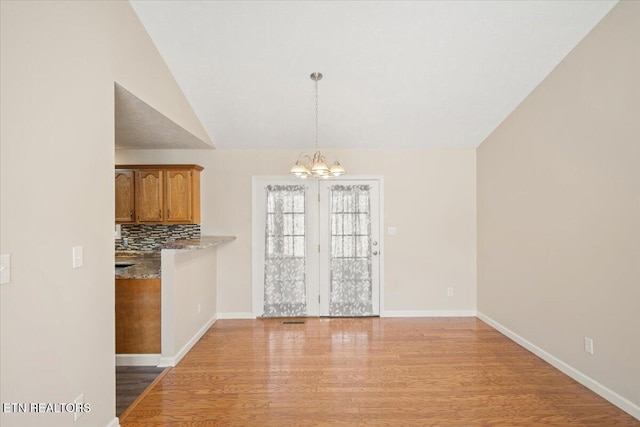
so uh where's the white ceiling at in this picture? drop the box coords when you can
[129,0,616,150]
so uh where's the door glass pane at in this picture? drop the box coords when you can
[264,185,307,317]
[329,185,373,316]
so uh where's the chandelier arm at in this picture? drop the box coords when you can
[299,153,312,166]
[324,152,338,162]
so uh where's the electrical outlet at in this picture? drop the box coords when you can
[447,287,454,297]
[584,337,594,355]
[0,254,10,285]
[73,393,84,421]
[72,246,83,269]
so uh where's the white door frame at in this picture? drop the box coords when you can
[251,175,384,318]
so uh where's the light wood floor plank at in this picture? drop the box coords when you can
[121,318,639,426]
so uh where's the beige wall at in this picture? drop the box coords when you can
[161,247,217,365]
[0,2,209,426]
[477,0,640,412]
[116,148,477,316]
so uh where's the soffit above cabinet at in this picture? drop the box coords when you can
[115,83,214,150]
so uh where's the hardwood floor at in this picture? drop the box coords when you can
[116,366,167,417]
[121,318,639,426]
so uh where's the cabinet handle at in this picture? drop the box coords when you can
[129,210,133,218]
[168,209,171,219]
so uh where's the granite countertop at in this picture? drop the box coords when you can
[161,235,236,250]
[115,251,161,280]
[115,235,236,279]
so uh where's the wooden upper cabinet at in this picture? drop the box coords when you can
[136,169,164,223]
[115,170,135,223]
[166,170,193,223]
[116,165,203,224]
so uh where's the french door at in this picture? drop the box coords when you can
[252,177,382,318]
[319,180,380,316]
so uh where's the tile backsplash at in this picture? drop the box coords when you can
[115,224,201,251]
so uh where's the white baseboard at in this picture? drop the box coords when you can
[477,311,640,421]
[217,312,255,319]
[115,354,161,367]
[158,314,217,367]
[106,417,120,427]
[383,310,477,317]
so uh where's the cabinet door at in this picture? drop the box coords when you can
[115,279,161,354]
[136,170,164,223]
[115,170,135,223]
[165,170,193,223]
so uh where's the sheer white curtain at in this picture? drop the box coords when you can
[329,185,373,316]
[263,185,307,317]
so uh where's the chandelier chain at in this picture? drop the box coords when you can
[315,77,319,153]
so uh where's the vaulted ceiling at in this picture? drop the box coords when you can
[129,0,616,150]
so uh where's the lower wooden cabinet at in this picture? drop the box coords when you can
[115,278,161,354]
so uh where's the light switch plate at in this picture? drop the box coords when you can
[584,337,594,355]
[72,246,83,269]
[388,226,397,235]
[73,393,84,421]
[0,254,10,285]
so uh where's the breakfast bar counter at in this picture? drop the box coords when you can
[115,235,236,367]
[114,236,236,279]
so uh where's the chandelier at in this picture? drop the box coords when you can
[290,72,345,179]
